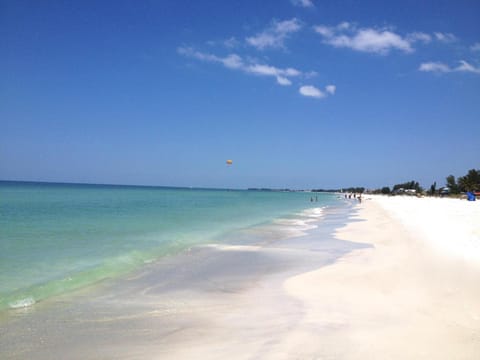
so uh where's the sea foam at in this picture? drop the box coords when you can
[9,297,36,309]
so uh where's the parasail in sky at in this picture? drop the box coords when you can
[226,159,233,165]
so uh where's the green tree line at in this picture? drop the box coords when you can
[445,169,480,194]
[370,168,479,195]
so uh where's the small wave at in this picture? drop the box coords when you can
[301,207,325,218]
[274,219,310,226]
[272,218,318,233]
[9,297,36,309]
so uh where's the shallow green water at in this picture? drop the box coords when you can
[0,181,337,310]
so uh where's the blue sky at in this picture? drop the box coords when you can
[1,0,479,189]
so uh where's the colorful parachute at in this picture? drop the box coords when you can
[226,160,233,165]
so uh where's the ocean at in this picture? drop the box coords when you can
[0,181,339,311]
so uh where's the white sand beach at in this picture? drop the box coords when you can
[284,196,480,359]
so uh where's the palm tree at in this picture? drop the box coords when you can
[457,169,480,192]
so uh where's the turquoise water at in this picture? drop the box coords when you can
[0,181,337,310]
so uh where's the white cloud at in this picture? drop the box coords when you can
[333,29,412,54]
[224,37,239,48]
[275,18,302,34]
[178,47,244,69]
[178,47,303,85]
[407,32,432,43]
[419,60,480,74]
[314,25,334,37]
[245,63,301,85]
[337,22,351,30]
[419,62,451,73]
[347,29,412,53]
[222,54,244,69]
[325,85,336,95]
[299,85,325,98]
[456,60,480,74]
[299,84,336,99]
[178,47,217,61]
[276,76,292,86]
[246,18,302,50]
[471,42,480,52]
[206,37,240,49]
[246,33,278,50]
[314,23,413,54]
[291,0,314,8]
[434,32,457,42]
[313,24,459,55]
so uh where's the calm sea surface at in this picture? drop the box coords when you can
[0,181,338,311]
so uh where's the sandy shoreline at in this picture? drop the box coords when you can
[285,196,480,359]
[1,197,479,359]
[0,204,360,359]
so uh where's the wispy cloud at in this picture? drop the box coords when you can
[471,42,480,52]
[178,47,303,85]
[206,37,240,49]
[304,70,318,79]
[299,84,336,99]
[313,22,413,54]
[246,18,302,50]
[291,0,314,8]
[223,37,240,48]
[178,47,243,69]
[406,32,432,43]
[434,32,457,43]
[419,60,480,74]
[325,85,336,95]
[314,23,459,55]
[455,60,480,74]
